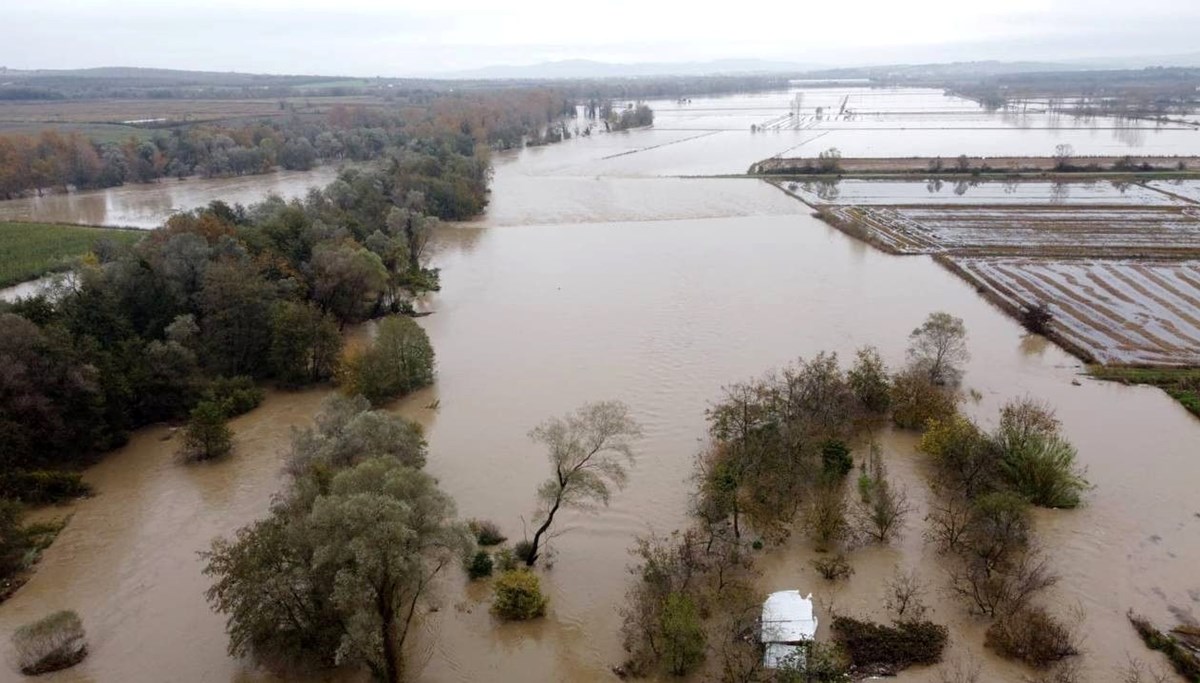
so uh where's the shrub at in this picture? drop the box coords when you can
[468,518,507,546]
[204,375,264,417]
[491,570,547,621]
[985,606,1079,668]
[1128,612,1200,681]
[994,399,1087,508]
[660,592,706,675]
[1020,303,1054,334]
[338,315,435,406]
[775,642,852,682]
[803,482,849,552]
[513,539,535,565]
[178,400,234,462]
[848,346,891,414]
[493,547,519,573]
[0,470,91,504]
[891,368,959,430]
[811,554,855,581]
[12,610,88,675]
[465,550,494,580]
[821,440,853,480]
[831,616,948,672]
[918,416,998,498]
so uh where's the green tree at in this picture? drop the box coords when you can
[199,259,277,377]
[309,243,387,326]
[270,301,343,385]
[660,592,705,675]
[339,316,435,406]
[848,346,891,414]
[179,400,233,461]
[907,312,970,386]
[525,401,642,566]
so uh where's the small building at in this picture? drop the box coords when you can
[761,590,818,669]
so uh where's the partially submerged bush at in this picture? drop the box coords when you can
[1020,303,1054,335]
[493,547,518,573]
[660,592,706,675]
[465,551,494,580]
[891,368,959,430]
[994,399,1087,508]
[491,570,547,621]
[338,315,435,406]
[0,470,91,504]
[811,554,855,581]
[985,606,1079,668]
[204,375,264,417]
[831,616,948,673]
[1128,612,1200,681]
[513,539,535,565]
[468,518,507,546]
[821,440,853,480]
[178,400,234,462]
[12,610,88,675]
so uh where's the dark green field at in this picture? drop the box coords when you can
[0,221,144,287]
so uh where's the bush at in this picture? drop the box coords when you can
[985,606,1079,668]
[831,616,948,672]
[0,470,91,504]
[821,440,854,480]
[994,399,1087,508]
[178,400,234,462]
[1020,303,1054,334]
[513,539,535,565]
[1128,612,1200,681]
[811,554,855,581]
[891,368,959,430]
[849,346,891,414]
[775,642,851,682]
[468,518,507,546]
[465,550,494,580]
[338,315,435,406]
[493,547,519,573]
[12,610,88,675]
[491,570,547,621]
[204,375,264,417]
[660,592,706,675]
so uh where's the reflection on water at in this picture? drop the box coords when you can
[2,91,1199,683]
[0,166,341,228]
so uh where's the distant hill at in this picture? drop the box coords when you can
[422,59,825,80]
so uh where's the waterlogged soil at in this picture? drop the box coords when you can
[2,92,1199,682]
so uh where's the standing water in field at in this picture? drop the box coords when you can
[1,90,1198,682]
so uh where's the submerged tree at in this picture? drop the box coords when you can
[524,401,643,566]
[907,312,970,386]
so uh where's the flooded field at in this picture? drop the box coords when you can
[822,204,1200,258]
[950,257,1200,366]
[785,178,1195,206]
[1,89,1199,683]
[0,165,341,228]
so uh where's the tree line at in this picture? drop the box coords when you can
[0,88,577,200]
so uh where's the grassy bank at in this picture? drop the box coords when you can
[1088,367,1200,418]
[0,222,144,287]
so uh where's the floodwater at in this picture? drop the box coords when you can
[0,166,341,228]
[2,90,1199,683]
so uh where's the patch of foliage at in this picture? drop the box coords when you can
[12,610,88,675]
[491,570,547,621]
[1128,612,1200,682]
[831,616,948,673]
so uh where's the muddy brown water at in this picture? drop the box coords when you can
[1,94,1199,682]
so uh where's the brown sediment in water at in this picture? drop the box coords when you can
[1,89,1198,683]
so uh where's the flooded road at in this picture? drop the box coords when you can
[1,90,1198,682]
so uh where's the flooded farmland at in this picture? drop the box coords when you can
[1,88,1199,682]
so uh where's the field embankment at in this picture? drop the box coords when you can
[751,155,1200,177]
[0,221,143,287]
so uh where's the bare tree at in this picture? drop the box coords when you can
[854,444,912,544]
[907,312,970,386]
[937,652,982,683]
[885,567,928,620]
[525,401,643,566]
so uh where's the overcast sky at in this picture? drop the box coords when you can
[4,0,1198,76]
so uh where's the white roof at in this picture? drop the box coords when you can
[761,590,817,644]
[761,591,817,670]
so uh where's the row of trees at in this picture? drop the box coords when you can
[0,87,579,200]
[616,311,1089,680]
